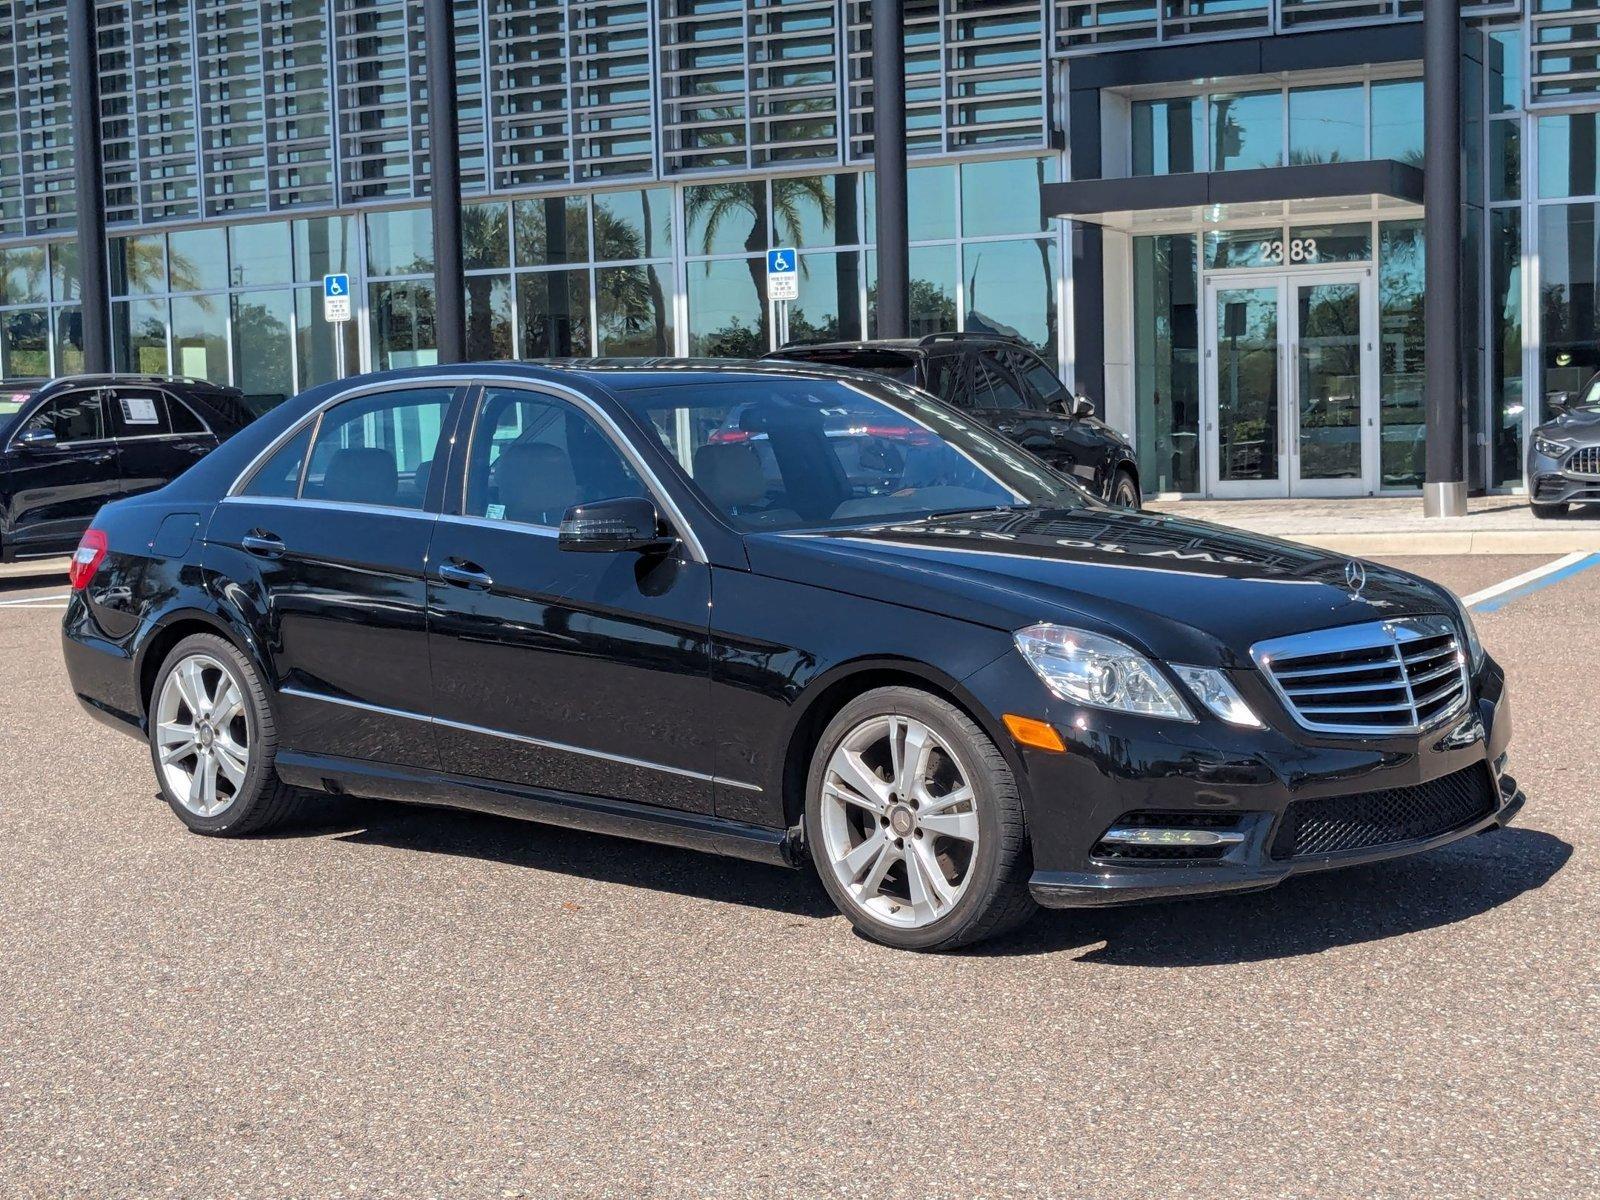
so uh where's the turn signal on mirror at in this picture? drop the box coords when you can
[1002,714,1066,753]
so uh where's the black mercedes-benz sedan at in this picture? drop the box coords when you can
[61,361,1523,951]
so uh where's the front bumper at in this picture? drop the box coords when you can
[963,651,1521,909]
[1528,450,1600,506]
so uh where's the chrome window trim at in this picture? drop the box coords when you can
[437,513,558,538]
[216,494,438,522]
[1251,615,1471,737]
[279,685,760,793]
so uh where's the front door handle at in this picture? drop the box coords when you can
[437,560,493,589]
[241,532,287,558]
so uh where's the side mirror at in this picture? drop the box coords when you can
[558,496,674,554]
[1546,392,1572,416]
[1071,395,1096,419]
[15,427,57,451]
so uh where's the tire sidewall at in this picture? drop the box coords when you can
[148,634,274,835]
[804,688,1017,951]
[1112,470,1141,509]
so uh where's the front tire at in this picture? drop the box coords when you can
[148,633,302,836]
[804,687,1036,951]
[1110,468,1141,510]
[1532,501,1569,519]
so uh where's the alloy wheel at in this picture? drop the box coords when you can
[818,715,980,929]
[155,653,250,818]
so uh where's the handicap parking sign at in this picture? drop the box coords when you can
[323,273,352,322]
[766,248,798,300]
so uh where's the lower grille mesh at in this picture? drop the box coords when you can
[1270,765,1495,859]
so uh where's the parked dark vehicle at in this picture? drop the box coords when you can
[765,333,1142,508]
[1,375,254,561]
[1528,372,1600,517]
[62,361,1522,951]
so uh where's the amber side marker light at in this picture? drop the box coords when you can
[1002,714,1066,753]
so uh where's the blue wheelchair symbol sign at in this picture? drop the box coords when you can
[766,249,795,275]
[323,273,349,298]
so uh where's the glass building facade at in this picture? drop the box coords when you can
[0,0,1593,498]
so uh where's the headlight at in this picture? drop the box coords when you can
[1534,435,1571,460]
[1446,589,1485,673]
[1014,624,1192,721]
[1171,665,1264,728]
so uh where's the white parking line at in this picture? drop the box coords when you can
[0,593,70,607]
[1463,552,1600,611]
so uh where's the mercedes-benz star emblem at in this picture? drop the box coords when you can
[1344,559,1367,599]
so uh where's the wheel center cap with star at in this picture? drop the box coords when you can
[888,804,916,836]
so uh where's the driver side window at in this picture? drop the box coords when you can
[25,391,106,443]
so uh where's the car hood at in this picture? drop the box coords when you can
[1537,409,1600,443]
[742,507,1455,667]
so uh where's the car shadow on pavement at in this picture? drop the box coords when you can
[301,797,838,919]
[989,828,1572,965]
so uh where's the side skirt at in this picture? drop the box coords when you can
[274,751,801,869]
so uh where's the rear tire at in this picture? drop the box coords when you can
[1110,468,1141,510]
[1532,501,1569,519]
[804,687,1037,951]
[148,633,303,836]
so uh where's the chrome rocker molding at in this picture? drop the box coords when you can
[280,685,762,792]
[273,750,798,869]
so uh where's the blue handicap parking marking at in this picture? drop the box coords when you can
[767,249,795,274]
[324,273,349,298]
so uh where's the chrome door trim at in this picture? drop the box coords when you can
[279,685,760,793]
[215,494,440,522]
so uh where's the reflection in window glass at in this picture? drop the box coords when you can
[229,221,294,287]
[960,158,1057,236]
[773,173,861,248]
[869,163,959,243]
[0,246,47,305]
[593,188,673,261]
[55,308,84,374]
[1538,203,1600,417]
[1488,30,1522,116]
[1370,80,1424,166]
[518,270,591,357]
[1378,222,1426,490]
[170,295,229,383]
[597,264,673,355]
[1133,233,1199,494]
[169,228,229,292]
[1133,98,1203,175]
[366,209,435,276]
[370,281,439,370]
[0,309,49,376]
[1204,228,1279,270]
[294,217,354,283]
[961,238,1058,352]
[1538,113,1600,199]
[787,251,861,343]
[241,424,313,499]
[109,235,165,296]
[49,242,79,302]
[514,195,589,266]
[295,289,360,392]
[1289,85,1363,165]
[465,273,514,359]
[232,290,295,413]
[688,258,767,356]
[867,245,957,339]
[685,182,767,257]
[463,203,511,270]
[1490,209,1524,487]
[112,299,170,374]
[1490,121,1521,202]
[1212,92,1283,171]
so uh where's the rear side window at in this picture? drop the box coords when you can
[1014,352,1070,405]
[302,387,453,510]
[923,355,964,404]
[165,394,208,434]
[107,387,175,436]
[24,391,105,442]
[971,353,1027,410]
[238,424,314,498]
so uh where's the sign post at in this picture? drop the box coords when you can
[766,248,798,349]
[323,273,352,378]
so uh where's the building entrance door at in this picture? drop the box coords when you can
[1203,268,1376,498]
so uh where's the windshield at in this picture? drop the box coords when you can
[1576,373,1600,412]
[621,376,1081,532]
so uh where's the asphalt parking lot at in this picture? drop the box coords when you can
[1,555,1596,1199]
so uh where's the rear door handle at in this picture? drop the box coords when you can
[241,532,287,558]
[437,560,493,589]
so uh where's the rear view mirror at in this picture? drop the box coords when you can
[15,428,57,451]
[559,496,673,554]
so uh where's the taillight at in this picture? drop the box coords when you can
[69,528,108,591]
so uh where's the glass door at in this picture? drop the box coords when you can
[1204,269,1375,498]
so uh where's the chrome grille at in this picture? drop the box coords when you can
[1252,616,1470,735]
[1566,445,1600,477]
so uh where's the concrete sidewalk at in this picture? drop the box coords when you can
[1148,495,1600,556]
[0,558,68,584]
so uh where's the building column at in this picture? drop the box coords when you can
[1068,85,1105,411]
[1424,0,1467,517]
[871,0,909,339]
[424,0,466,364]
[67,0,111,374]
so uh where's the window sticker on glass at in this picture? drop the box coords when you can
[120,395,160,425]
[485,503,506,521]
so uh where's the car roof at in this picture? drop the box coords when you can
[315,358,892,397]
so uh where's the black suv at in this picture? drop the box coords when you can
[1,374,254,561]
[766,333,1141,507]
